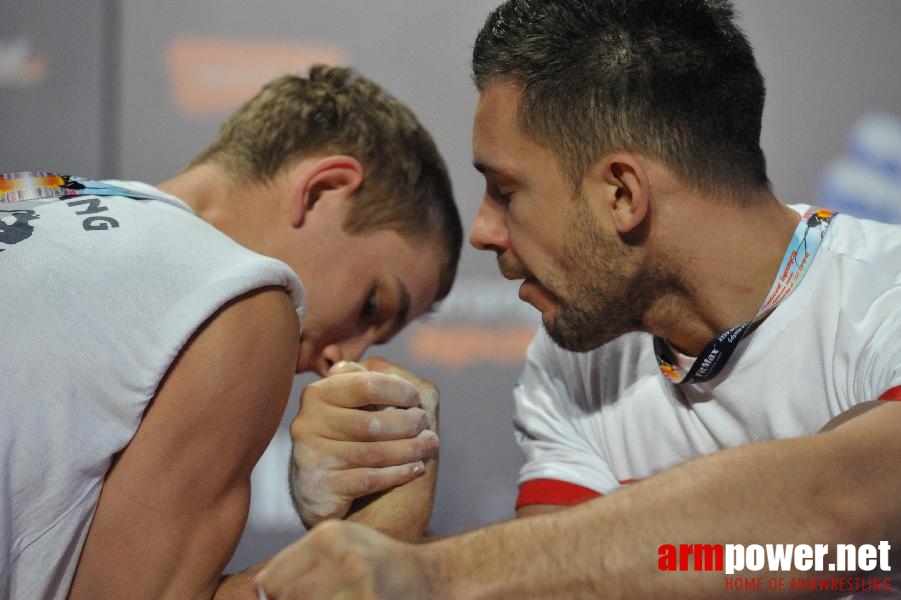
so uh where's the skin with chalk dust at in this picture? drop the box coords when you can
[289,361,437,527]
[290,439,431,523]
[291,446,346,521]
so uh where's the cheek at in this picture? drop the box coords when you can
[508,228,557,268]
[312,304,357,340]
[303,270,359,331]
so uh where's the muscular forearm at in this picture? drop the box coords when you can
[418,411,901,599]
[346,458,437,542]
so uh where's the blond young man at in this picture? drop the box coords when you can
[0,65,461,599]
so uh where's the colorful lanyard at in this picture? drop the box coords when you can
[655,207,836,385]
[0,171,163,204]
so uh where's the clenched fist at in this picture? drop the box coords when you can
[289,358,440,529]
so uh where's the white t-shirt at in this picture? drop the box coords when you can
[0,182,305,599]
[514,209,901,597]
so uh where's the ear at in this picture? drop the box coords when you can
[595,152,649,235]
[288,155,364,228]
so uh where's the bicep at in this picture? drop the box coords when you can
[69,287,298,600]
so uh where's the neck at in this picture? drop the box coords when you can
[157,163,231,224]
[644,191,802,356]
[156,163,274,253]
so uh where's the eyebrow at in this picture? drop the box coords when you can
[387,276,412,339]
[472,159,514,178]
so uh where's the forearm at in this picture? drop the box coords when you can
[346,457,437,542]
[418,424,901,598]
[214,567,265,600]
[344,360,440,541]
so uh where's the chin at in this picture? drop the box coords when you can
[540,310,556,331]
[544,313,615,353]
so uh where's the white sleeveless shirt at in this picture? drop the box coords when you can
[0,181,305,599]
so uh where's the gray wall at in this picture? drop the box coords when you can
[0,0,112,175]
[2,0,899,573]
[741,0,901,208]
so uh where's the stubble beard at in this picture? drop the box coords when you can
[544,200,683,353]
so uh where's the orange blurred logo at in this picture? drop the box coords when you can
[0,36,47,88]
[406,323,535,370]
[166,36,348,117]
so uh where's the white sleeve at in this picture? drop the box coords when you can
[513,330,620,498]
[861,288,901,400]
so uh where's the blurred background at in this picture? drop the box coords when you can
[2,0,900,571]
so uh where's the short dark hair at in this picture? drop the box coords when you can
[190,65,462,301]
[473,0,769,199]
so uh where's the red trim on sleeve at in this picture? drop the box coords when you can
[879,386,901,401]
[516,479,602,510]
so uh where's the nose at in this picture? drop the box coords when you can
[469,197,509,253]
[315,335,373,377]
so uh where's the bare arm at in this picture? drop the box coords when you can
[417,401,901,598]
[69,287,298,600]
[258,401,901,599]
[343,358,439,541]
[515,504,566,518]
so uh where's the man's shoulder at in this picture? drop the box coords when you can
[152,285,298,446]
[188,286,300,374]
[826,213,901,282]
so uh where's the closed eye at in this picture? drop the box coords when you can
[361,278,411,346]
[361,287,378,321]
[489,184,513,205]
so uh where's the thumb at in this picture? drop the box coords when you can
[327,360,368,377]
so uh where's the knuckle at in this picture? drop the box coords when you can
[359,414,381,440]
[302,378,328,399]
[351,443,384,466]
[420,386,439,405]
[289,417,308,439]
[292,446,323,470]
[414,434,438,456]
[364,445,386,465]
[406,408,428,429]
[355,472,375,494]
[351,374,375,398]
[290,417,324,443]
[409,441,425,458]
[361,469,386,494]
